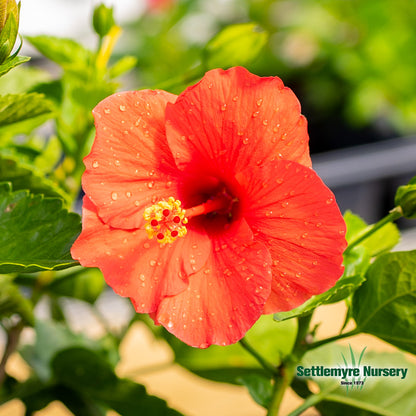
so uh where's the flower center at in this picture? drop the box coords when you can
[143,197,188,244]
[143,191,238,244]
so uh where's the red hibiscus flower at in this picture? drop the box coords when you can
[71,67,346,348]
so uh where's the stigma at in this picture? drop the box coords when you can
[143,197,188,244]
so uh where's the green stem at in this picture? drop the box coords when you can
[345,207,403,254]
[239,338,277,377]
[266,314,314,415]
[267,362,296,416]
[306,328,360,351]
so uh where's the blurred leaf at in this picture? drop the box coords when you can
[48,268,105,304]
[0,65,51,93]
[0,155,67,200]
[160,315,296,384]
[0,55,30,77]
[0,275,33,325]
[0,93,54,127]
[71,81,116,110]
[52,347,184,415]
[298,344,416,415]
[203,23,268,69]
[26,35,92,69]
[109,56,137,79]
[0,183,80,274]
[236,373,273,408]
[20,319,104,383]
[344,211,400,257]
[352,251,416,354]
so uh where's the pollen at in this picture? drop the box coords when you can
[143,197,188,244]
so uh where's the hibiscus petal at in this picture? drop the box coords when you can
[165,66,311,177]
[239,159,347,313]
[71,198,211,313]
[83,90,180,230]
[154,220,272,347]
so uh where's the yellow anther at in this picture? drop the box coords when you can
[143,197,188,244]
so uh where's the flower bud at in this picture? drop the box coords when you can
[0,0,20,64]
[395,176,416,219]
[93,4,115,38]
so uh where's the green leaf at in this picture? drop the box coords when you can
[47,267,105,304]
[159,315,296,385]
[344,211,400,257]
[203,23,268,69]
[0,55,30,77]
[274,273,366,321]
[0,93,54,128]
[298,344,416,416]
[0,183,80,273]
[109,56,138,79]
[236,373,273,408]
[0,275,34,324]
[20,319,105,382]
[352,251,416,354]
[52,347,184,416]
[26,35,92,69]
[0,155,68,201]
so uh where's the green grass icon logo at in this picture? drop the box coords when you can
[340,344,368,393]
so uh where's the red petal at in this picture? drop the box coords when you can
[71,198,210,313]
[154,220,272,347]
[165,66,311,177]
[239,159,346,312]
[83,90,180,230]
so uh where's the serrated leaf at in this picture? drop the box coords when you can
[0,155,68,201]
[0,275,34,324]
[26,35,91,69]
[0,55,29,77]
[52,347,183,416]
[298,344,416,416]
[352,251,416,354]
[159,315,295,385]
[203,23,268,69]
[344,211,400,256]
[0,93,54,128]
[0,183,80,273]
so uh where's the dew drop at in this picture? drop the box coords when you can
[232,95,239,101]
[111,192,118,201]
[119,105,126,112]
[281,201,289,208]
[126,191,132,198]
[203,269,210,274]
[114,160,120,167]
[92,160,99,168]
[139,274,145,281]
[326,197,334,204]
[166,181,172,188]
[256,98,263,106]
[149,259,156,267]
[147,181,154,189]
[296,272,302,278]
[252,111,260,118]
[167,321,174,328]
[220,104,227,111]
[208,82,213,89]
[135,200,140,207]
[273,259,280,266]
[104,108,110,114]
[316,222,322,228]
[273,124,280,133]
[262,119,268,126]
[199,343,208,348]
[242,137,249,144]
[302,232,308,239]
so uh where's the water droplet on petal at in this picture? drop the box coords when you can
[126,191,132,198]
[220,104,227,111]
[149,259,156,267]
[92,160,99,168]
[232,95,239,101]
[252,111,260,118]
[199,342,208,348]
[147,181,154,189]
[263,119,268,126]
[104,108,110,114]
[256,98,263,106]
[326,197,334,204]
[119,105,126,111]
[114,160,120,167]
[273,124,280,133]
[242,137,249,144]
[143,242,150,249]
[111,192,118,201]
[167,321,174,328]
[139,274,145,281]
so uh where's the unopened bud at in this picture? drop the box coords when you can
[93,4,115,38]
[395,176,416,219]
